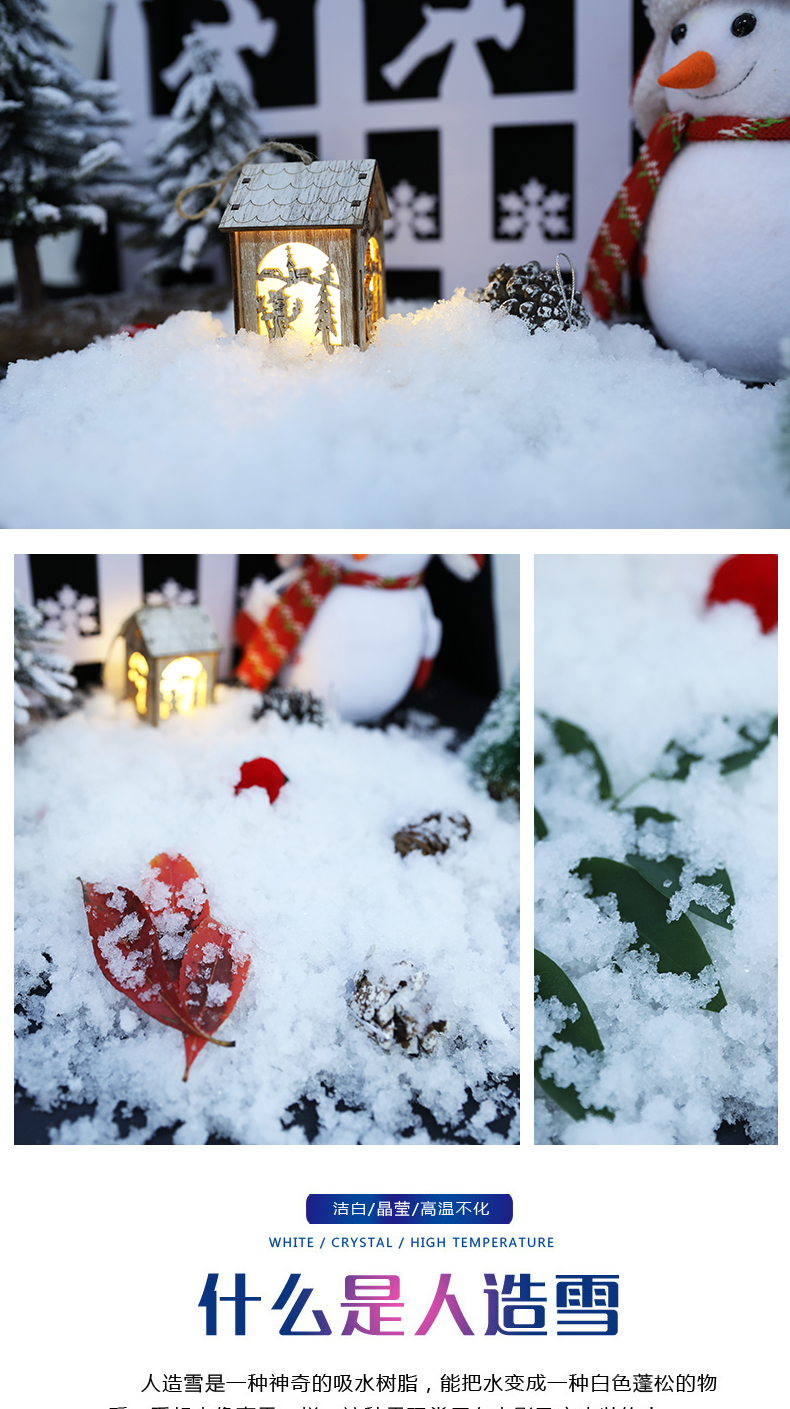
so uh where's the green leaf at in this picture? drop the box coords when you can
[534,949,614,1122]
[534,808,548,840]
[630,806,678,827]
[542,715,612,800]
[625,850,684,897]
[466,676,520,802]
[690,868,735,928]
[657,741,702,781]
[657,716,777,780]
[720,717,777,774]
[626,807,735,929]
[575,858,726,1012]
[625,853,734,930]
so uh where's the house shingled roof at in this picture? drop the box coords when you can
[125,605,220,659]
[218,158,388,231]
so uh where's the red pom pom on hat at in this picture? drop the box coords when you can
[706,555,777,634]
[235,757,288,801]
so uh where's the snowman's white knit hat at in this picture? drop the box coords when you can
[633,1,718,136]
[632,0,786,137]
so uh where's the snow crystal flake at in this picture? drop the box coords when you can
[497,178,570,239]
[36,585,98,639]
[385,180,439,241]
[178,877,208,912]
[206,982,232,1006]
[97,916,147,988]
[145,578,196,608]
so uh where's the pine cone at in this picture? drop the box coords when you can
[252,685,326,725]
[480,260,589,333]
[349,960,447,1055]
[393,812,471,856]
[480,263,515,307]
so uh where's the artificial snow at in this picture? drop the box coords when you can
[1,294,787,527]
[534,555,777,1146]
[15,687,519,1145]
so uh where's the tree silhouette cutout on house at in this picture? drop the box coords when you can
[314,262,341,352]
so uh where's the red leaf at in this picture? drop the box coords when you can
[80,881,187,1033]
[139,852,209,991]
[178,915,252,1078]
[82,856,251,1079]
[234,757,288,802]
[706,554,778,634]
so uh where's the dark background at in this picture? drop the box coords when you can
[493,123,574,242]
[367,130,442,240]
[141,0,318,113]
[364,0,575,101]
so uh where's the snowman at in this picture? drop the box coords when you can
[585,0,790,381]
[235,554,484,723]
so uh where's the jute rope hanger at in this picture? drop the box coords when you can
[175,140,315,222]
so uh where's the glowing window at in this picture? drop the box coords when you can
[365,237,384,335]
[128,651,149,715]
[256,242,342,351]
[159,657,207,720]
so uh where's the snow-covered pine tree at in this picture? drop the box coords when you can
[14,592,76,728]
[0,0,137,311]
[465,670,520,804]
[129,29,262,282]
[315,262,339,352]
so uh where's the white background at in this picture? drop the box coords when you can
[8,525,787,1407]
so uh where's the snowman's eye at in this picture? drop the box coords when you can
[731,11,757,36]
[671,22,687,43]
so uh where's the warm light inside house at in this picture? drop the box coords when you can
[256,242,343,350]
[128,651,149,716]
[159,657,207,720]
[365,237,384,336]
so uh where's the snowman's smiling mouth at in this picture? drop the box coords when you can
[691,61,756,98]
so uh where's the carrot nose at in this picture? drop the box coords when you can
[659,50,717,88]
[352,554,368,560]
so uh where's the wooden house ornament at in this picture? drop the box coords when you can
[104,605,220,726]
[219,158,389,353]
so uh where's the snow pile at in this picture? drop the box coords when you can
[15,688,519,1145]
[535,556,777,1146]
[1,295,787,527]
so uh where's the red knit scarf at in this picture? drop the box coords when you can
[237,556,425,691]
[584,111,790,321]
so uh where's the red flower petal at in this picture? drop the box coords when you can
[706,555,778,634]
[234,757,288,802]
